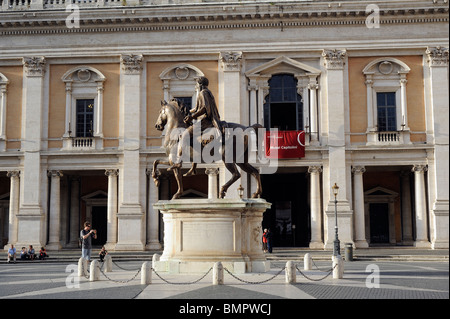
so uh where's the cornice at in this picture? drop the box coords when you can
[0,1,448,36]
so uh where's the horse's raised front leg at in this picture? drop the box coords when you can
[219,162,241,199]
[152,159,170,187]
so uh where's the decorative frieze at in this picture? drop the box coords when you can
[220,51,243,72]
[426,46,449,67]
[322,49,346,70]
[22,57,46,77]
[120,54,143,75]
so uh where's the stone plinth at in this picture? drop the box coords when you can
[153,198,271,274]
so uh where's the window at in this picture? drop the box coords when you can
[61,66,105,149]
[264,74,303,131]
[76,99,94,137]
[376,92,396,131]
[174,96,193,110]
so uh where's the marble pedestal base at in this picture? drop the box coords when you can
[153,198,271,274]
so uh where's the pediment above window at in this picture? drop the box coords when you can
[246,56,321,78]
[363,57,410,78]
[62,66,106,84]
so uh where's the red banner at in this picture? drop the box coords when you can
[265,130,305,159]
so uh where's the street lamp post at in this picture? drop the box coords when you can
[332,183,340,256]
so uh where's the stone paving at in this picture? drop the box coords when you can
[0,254,448,301]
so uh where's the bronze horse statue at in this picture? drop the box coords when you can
[152,99,263,199]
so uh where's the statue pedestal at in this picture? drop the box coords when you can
[153,198,271,274]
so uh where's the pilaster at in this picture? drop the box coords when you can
[425,46,449,249]
[322,49,353,249]
[17,56,47,249]
[218,51,243,198]
[116,54,145,250]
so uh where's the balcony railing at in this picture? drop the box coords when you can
[71,136,94,148]
[377,131,400,143]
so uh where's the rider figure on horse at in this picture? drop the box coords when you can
[168,76,223,174]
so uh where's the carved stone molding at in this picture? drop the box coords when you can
[352,166,366,174]
[220,51,243,71]
[48,170,63,178]
[426,46,449,67]
[412,164,428,173]
[7,170,20,179]
[22,56,46,77]
[322,49,346,70]
[308,166,322,174]
[105,169,119,177]
[120,54,144,75]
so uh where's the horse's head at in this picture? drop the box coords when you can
[155,99,189,131]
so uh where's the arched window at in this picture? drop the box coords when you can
[264,74,303,131]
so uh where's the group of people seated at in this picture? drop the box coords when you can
[7,244,48,263]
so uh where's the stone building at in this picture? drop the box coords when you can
[0,0,448,251]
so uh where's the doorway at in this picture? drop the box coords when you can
[369,203,390,243]
[261,172,309,247]
[91,206,107,247]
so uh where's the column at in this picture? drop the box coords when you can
[426,46,449,249]
[364,75,374,131]
[5,171,20,248]
[399,75,409,130]
[322,49,353,249]
[18,56,47,249]
[206,167,219,199]
[400,171,414,245]
[412,165,430,248]
[47,171,63,250]
[308,166,323,249]
[308,76,319,143]
[146,169,161,250]
[68,177,80,247]
[95,84,104,138]
[0,81,7,141]
[63,82,72,138]
[352,166,368,248]
[117,54,145,250]
[105,169,118,250]
[248,78,258,125]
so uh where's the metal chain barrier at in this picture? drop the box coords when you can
[151,267,213,285]
[223,267,285,284]
[311,258,334,272]
[99,265,142,284]
[295,263,337,282]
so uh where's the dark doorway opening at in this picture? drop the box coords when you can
[369,203,390,243]
[261,173,310,247]
[91,206,107,247]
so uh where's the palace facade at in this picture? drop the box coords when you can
[0,0,448,251]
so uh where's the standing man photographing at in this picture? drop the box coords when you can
[80,221,97,261]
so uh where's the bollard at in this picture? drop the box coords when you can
[345,243,353,261]
[141,261,152,285]
[304,253,312,271]
[78,257,87,277]
[90,260,100,282]
[104,254,112,272]
[152,253,161,264]
[285,261,296,284]
[332,255,344,279]
[213,262,224,285]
